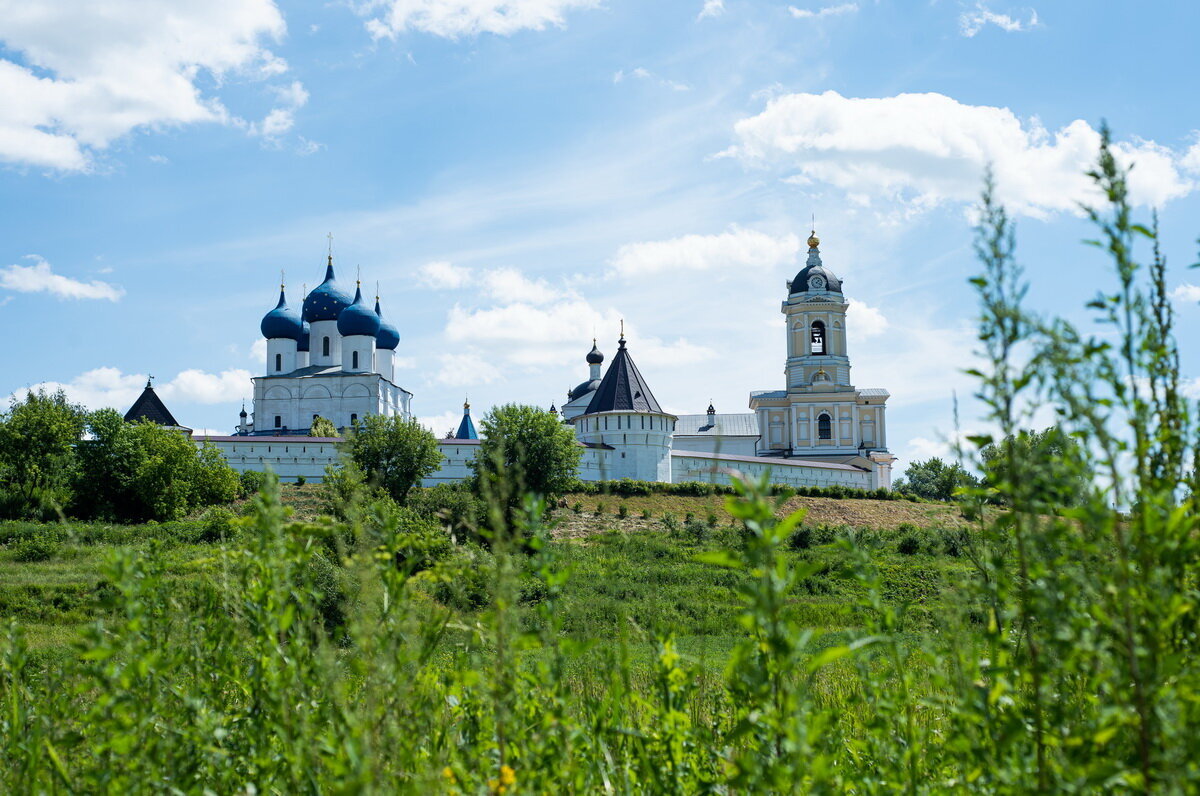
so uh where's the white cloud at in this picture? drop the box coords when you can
[481,267,562,304]
[419,410,466,438]
[788,3,858,19]
[434,352,501,386]
[697,0,725,20]
[609,226,800,277]
[0,0,293,171]
[959,4,1038,37]
[159,369,253,404]
[1183,139,1200,174]
[613,67,689,92]
[1170,283,1200,303]
[250,339,269,362]
[362,0,599,40]
[726,90,1197,217]
[245,80,309,140]
[0,256,123,300]
[7,367,251,413]
[419,260,472,289]
[847,298,888,341]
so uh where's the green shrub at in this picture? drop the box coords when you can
[9,536,60,562]
[896,533,921,556]
[239,469,266,498]
[617,504,629,519]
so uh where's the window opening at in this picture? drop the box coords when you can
[811,321,826,355]
[818,413,832,440]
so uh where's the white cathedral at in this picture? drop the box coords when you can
[180,231,895,490]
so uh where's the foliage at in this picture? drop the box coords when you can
[343,415,442,504]
[472,404,581,505]
[2,137,1200,792]
[0,390,85,520]
[894,456,979,501]
[309,415,337,438]
[73,411,239,522]
[980,426,1088,507]
[238,469,266,498]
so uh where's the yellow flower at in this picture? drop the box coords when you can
[442,766,456,783]
[500,765,516,786]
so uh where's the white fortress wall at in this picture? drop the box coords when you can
[670,450,873,490]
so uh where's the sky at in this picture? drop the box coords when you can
[2,0,1200,469]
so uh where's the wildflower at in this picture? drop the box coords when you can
[442,766,457,784]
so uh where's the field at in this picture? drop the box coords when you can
[0,484,970,653]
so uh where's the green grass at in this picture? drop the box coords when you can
[0,496,968,653]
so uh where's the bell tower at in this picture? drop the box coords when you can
[783,231,852,391]
[749,228,894,485]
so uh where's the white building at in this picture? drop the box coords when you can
[188,230,894,490]
[242,258,411,435]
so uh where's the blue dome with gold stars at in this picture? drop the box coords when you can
[375,298,400,350]
[303,257,353,322]
[260,288,303,339]
[338,284,381,337]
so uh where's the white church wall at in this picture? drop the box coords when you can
[266,338,297,376]
[670,435,758,457]
[308,320,341,367]
[670,450,872,490]
[342,335,374,373]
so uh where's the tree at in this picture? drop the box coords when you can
[980,426,1088,508]
[471,404,581,505]
[0,389,86,519]
[309,416,337,437]
[343,415,442,504]
[74,411,239,522]
[896,456,978,501]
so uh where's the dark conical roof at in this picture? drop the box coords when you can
[124,381,181,427]
[583,336,663,415]
[454,401,478,440]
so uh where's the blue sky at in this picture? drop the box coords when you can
[2,0,1199,466]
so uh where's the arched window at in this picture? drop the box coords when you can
[818,413,832,440]
[811,321,826,355]
[350,413,358,425]
[275,353,281,372]
[323,337,330,357]
[352,351,359,369]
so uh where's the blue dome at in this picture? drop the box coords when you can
[260,288,303,339]
[296,321,310,352]
[302,258,353,322]
[338,284,381,337]
[375,298,400,350]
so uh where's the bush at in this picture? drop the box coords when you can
[659,513,679,536]
[641,509,652,520]
[196,506,236,544]
[571,502,582,514]
[594,502,605,516]
[9,536,60,562]
[897,533,921,556]
[407,484,483,542]
[295,475,307,487]
[788,527,813,550]
[239,470,266,498]
[618,504,629,519]
[433,546,495,611]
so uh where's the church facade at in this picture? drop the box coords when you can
[190,231,894,490]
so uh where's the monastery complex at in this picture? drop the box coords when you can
[128,231,896,490]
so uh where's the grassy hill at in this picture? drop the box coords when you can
[0,485,971,654]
